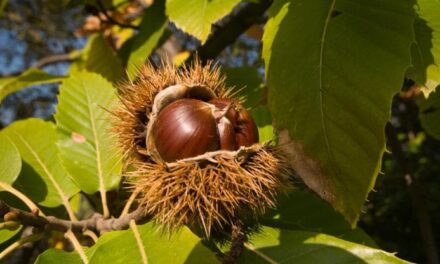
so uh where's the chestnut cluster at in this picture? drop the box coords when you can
[152,98,259,162]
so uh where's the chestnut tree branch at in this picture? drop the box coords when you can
[32,53,76,69]
[222,221,246,264]
[0,53,78,77]
[0,200,147,235]
[190,0,273,64]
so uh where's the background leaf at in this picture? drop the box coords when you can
[407,0,440,97]
[239,227,409,264]
[1,118,79,208]
[69,34,124,82]
[125,1,167,79]
[0,68,65,103]
[418,86,440,139]
[223,67,275,142]
[0,131,22,248]
[223,66,263,109]
[35,248,87,264]
[36,223,219,264]
[55,72,122,196]
[262,0,415,225]
[0,228,20,245]
[166,0,241,43]
[0,134,21,184]
[250,106,274,143]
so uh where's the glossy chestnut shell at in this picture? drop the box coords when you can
[152,98,259,162]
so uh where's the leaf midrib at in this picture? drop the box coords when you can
[81,78,107,206]
[318,0,339,179]
[12,131,75,220]
[245,243,278,264]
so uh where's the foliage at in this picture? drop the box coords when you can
[0,0,439,263]
[263,0,415,225]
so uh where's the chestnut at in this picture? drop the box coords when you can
[152,97,259,162]
[152,98,219,162]
[209,98,259,148]
[217,117,237,150]
[113,62,292,238]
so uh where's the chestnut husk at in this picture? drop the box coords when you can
[113,61,292,237]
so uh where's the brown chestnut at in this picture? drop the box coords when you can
[209,98,259,148]
[235,104,259,147]
[217,117,237,150]
[152,97,259,162]
[152,99,219,162]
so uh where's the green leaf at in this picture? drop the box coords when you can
[2,118,79,207]
[88,223,219,263]
[223,67,263,109]
[35,248,87,264]
[262,0,415,225]
[0,0,7,17]
[36,223,219,264]
[250,106,274,143]
[55,72,122,195]
[239,227,410,264]
[407,0,440,97]
[70,34,124,82]
[418,86,440,139]
[126,1,167,79]
[0,134,21,184]
[0,229,20,245]
[263,190,376,246]
[166,0,241,43]
[0,68,65,103]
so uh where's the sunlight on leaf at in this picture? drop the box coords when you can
[407,0,440,97]
[418,86,440,139]
[166,0,241,43]
[240,227,410,264]
[0,134,21,184]
[55,72,122,218]
[36,223,219,264]
[2,119,79,208]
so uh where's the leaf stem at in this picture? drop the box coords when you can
[83,230,98,243]
[65,230,89,263]
[100,192,110,219]
[0,201,146,234]
[0,181,45,217]
[129,220,148,264]
[0,221,20,230]
[120,190,139,217]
